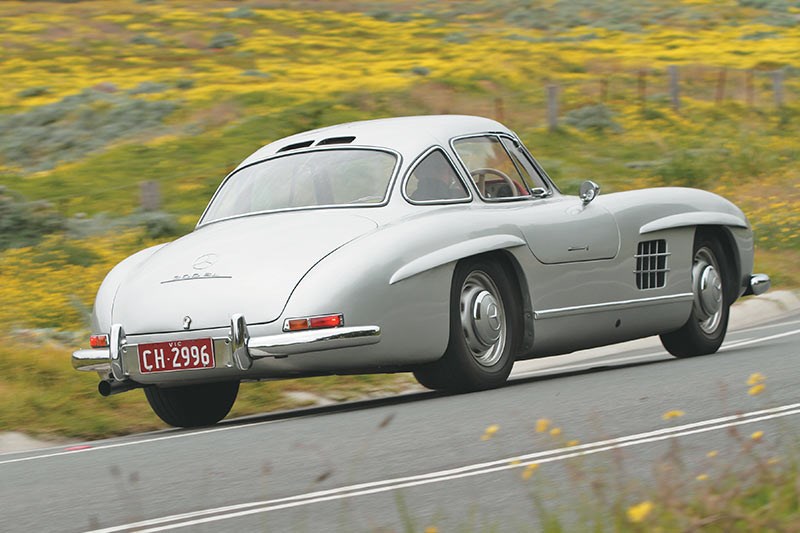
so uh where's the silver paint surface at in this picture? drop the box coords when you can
[79,115,762,385]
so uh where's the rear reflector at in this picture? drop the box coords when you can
[284,314,343,332]
[286,319,310,331]
[90,334,109,348]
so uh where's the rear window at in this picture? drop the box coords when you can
[202,149,397,223]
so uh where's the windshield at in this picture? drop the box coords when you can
[201,149,397,223]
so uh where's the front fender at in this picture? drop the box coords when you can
[640,211,748,234]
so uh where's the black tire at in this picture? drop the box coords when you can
[413,257,521,392]
[144,381,240,427]
[660,233,730,358]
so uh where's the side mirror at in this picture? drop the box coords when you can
[579,180,600,205]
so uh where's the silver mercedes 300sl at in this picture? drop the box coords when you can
[73,115,771,427]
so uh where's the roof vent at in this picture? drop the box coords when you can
[278,140,314,153]
[317,136,355,146]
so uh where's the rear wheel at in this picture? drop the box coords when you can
[660,234,730,357]
[413,258,520,392]
[144,381,239,427]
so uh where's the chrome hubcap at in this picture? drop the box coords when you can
[460,271,506,367]
[692,247,723,334]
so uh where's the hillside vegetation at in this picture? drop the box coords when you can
[0,0,798,438]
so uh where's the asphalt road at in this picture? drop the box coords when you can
[2,313,799,532]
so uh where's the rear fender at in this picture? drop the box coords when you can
[389,235,526,284]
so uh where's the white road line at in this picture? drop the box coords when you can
[514,327,800,380]
[88,402,800,533]
[0,419,282,466]
[511,352,668,379]
[737,318,800,334]
[720,328,800,351]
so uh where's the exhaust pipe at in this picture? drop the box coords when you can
[98,379,141,397]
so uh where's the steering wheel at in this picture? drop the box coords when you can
[470,168,519,197]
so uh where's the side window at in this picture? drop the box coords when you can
[453,136,531,199]
[405,149,469,202]
[499,137,548,190]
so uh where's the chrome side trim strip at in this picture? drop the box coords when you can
[534,292,694,320]
[248,326,381,358]
[72,348,111,372]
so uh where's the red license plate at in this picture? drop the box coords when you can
[138,338,215,374]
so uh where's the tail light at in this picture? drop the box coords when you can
[284,314,343,332]
[90,334,110,348]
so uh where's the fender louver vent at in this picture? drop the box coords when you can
[635,239,669,289]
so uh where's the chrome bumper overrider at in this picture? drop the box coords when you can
[72,314,382,374]
[744,273,771,297]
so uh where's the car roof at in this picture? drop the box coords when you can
[236,115,513,169]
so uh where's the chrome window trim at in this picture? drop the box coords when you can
[401,145,474,206]
[533,292,693,320]
[449,132,554,203]
[510,137,560,195]
[197,145,403,227]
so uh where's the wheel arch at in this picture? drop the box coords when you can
[457,249,535,356]
[695,225,741,305]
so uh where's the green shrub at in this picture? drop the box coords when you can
[209,32,239,49]
[130,34,163,46]
[0,187,64,250]
[17,86,49,98]
[0,89,176,171]
[564,104,622,133]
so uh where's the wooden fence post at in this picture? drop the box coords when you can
[547,84,559,131]
[668,65,680,112]
[140,181,161,211]
[773,69,785,107]
[494,97,505,123]
[715,68,727,104]
[638,70,647,112]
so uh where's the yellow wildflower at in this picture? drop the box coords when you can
[566,439,579,447]
[424,527,438,533]
[662,410,685,420]
[535,418,551,433]
[767,457,781,465]
[747,373,766,386]
[549,427,562,437]
[696,474,709,481]
[481,424,500,441]
[748,384,765,396]
[706,450,718,458]
[751,430,764,441]
[626,501,654,523]
[521,463,539,480]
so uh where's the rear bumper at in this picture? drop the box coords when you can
[72,315,381,377]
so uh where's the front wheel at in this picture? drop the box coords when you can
[660,235,730,358]
[144,381,239,427]
[413,258,520,392]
